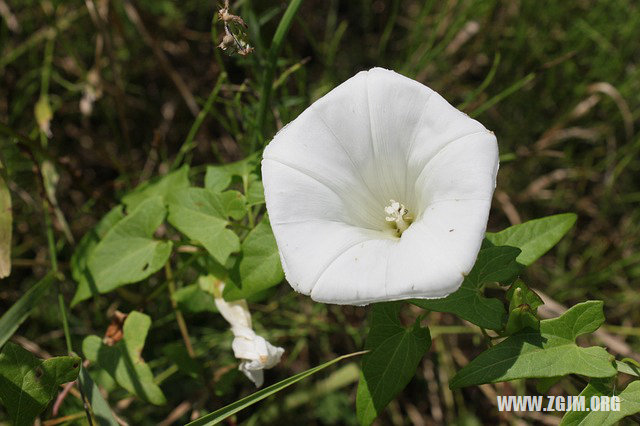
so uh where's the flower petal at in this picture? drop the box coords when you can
[214,296,252,329]
[386,199,493,298]
[309,238,395,304]
[415,131,499,210]
[309,199,491,304]
[365,68,491,210]
[262,158,373,227]
[270,220,384,295]
[263,73,383,230]
[232,328,284,387]
[214,288,284,387]
[239,363,264,387]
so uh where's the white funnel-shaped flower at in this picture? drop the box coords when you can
[262,68,499,305]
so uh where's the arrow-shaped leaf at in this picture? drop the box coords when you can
[356,302,431,425]
[450,301,616,388]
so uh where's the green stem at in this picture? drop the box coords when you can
[58,294,73,354]
[470,73,536,118]
[165,262,196,358]
[210,15,227,75]
[41,35,55,97]
[458,52,501,111]
[172,72,227,170]
[603,325,640,337]
[254,0,304,151]
[377,0,399,56]
[43,200,58,273]
[429,325,483,337]
[154,364,179,385]
[43,184,75,358]
[39,35,55,148]
[42,167,74,359]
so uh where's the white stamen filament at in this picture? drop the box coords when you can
[384,199,412,235]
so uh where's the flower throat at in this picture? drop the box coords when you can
[384,199,413,236]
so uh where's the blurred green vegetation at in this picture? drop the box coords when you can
[1,0,639,424]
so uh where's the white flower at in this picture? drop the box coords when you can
[262,68,499,305]
[214,286,284,387]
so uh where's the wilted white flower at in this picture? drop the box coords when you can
[262,68,498,305]
[214,285,284,387]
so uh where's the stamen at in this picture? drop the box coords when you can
[384,199,412,236]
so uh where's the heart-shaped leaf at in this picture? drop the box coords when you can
[82,311,166,405]
[224,216,283,300]
[87,197,172,294]
[167,188,244,264]
[122,165,190,212]
[71,206,125,306]
[0,343,81,426]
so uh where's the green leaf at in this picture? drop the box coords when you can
[185,351,365,426]
[87,197,172,294]
[172,282,218,314]
[617,360,640,377]
[0,272,56,349]
[0,174,11,278]
[122,165,190,212]
[167,188,243,264]
[0,342,81,426]
[536,376,562,393]
[485,213,577,266]
[71,206,126,306]
[204,166,232,193]
[82,311,166,405]
[204,155,259,193]
[561,379,640,425]
[77,366,119,426]
[356,302,431,426]
[246,178,265,206]
[223,216,283,301]
[219,190,248,221]
[450,301,617,389]
[411,246,522,330]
